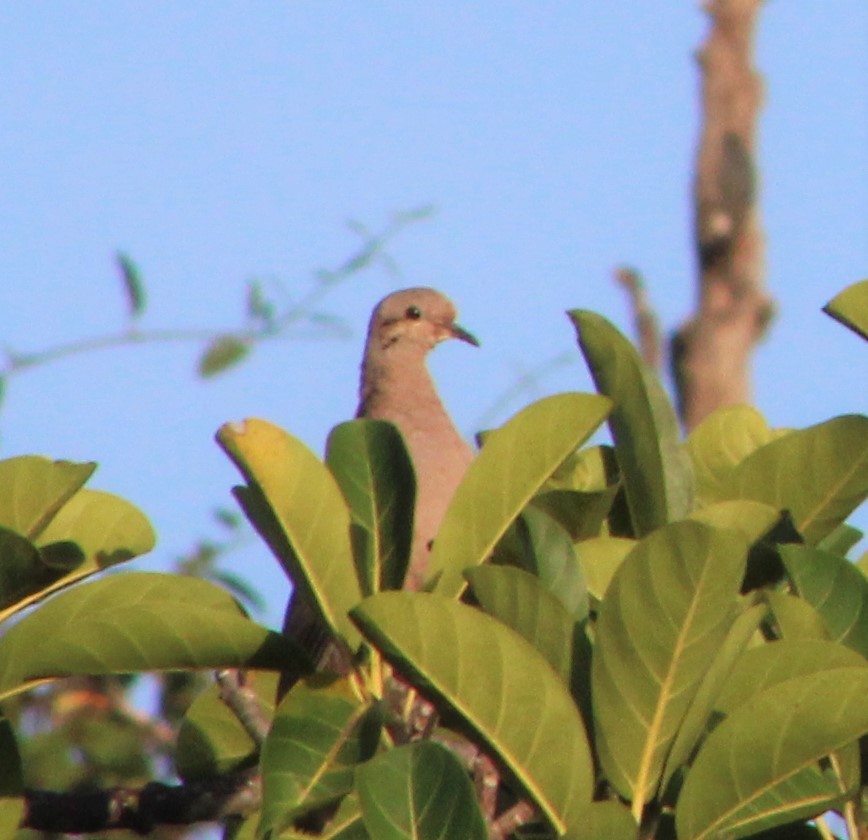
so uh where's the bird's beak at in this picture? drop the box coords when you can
[449,323,480,347]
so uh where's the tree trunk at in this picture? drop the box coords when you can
[672,0,775,430]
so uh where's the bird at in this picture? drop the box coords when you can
[357,287,479,590]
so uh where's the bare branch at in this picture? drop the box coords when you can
[615,266,662,370]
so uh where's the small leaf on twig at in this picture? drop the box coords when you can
[198,336,250,378]
[116,252,146,319]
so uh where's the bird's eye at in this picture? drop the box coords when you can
[405,305,422,320]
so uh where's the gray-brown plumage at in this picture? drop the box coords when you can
[357,288,478,590]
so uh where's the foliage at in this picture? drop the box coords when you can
[0,284,866,838]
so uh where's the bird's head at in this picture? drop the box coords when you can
[369,287,479,354]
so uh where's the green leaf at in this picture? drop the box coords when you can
[531,487,617,541]
[430,393,611,598]
[513,506,589,620]
[199,335,250,377]
[356,741,486,840]
[465,565,574,682]
[568,801,636,840]
[176,671,279,780]
[569,310,694,535]
[592,521,747,811]
[576,536,635,602]
[719,415,868,545]
[116,251,146,318]
[765,591,830,642]
[780,544,868,658]
[351,592,593,835]
[688,499,781,546]
[823,278,868,341]
[0,572,305,701]
[685,405,776,506]
[675,668,868,839]
[0,527,70,612]
[217,418,362,649]
[326,420,414,595]
[817,523,863,558]
[0,456,96,539]
[260,676,377,836]
[661,601,769,789]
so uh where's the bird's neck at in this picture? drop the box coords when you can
[357,346,444,419]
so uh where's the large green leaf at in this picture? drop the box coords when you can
[719,415,868,545]
[217,418,362,648]
[356,741,486,840]
[823,278,868,341]
[176,671,279,780]
[260,676,377,836]
[325,419,414,595]
[429,393,610,598]
[0,456,95,538]
[465,565,574,683]
[350,592,593,835]
[569,310,694,535]
[684,405,777,506]
[0,573,304,701]
[765,591,830,642]
[592,521,747,813]
[780,544,868,658]
[675,667,868,839]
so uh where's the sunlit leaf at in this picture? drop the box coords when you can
[0,573,305,701]
[569,310,694,535]
[764,591,830,642]
[592,521,747,811]
[217,418,362,648]
[719,415,868,545]
[823,278,868,341]
[260,676,377,835]
[780,544,868,658]
[199,335,250,378]
[0,456,95,539]
[430,393,611,598]
[326,420,414,594]
[685,405,776,506]
[351,592,593,835]
[817,523,863,558]
[675,668,868,839]
[576,536,634,602]
[356,741,486,840]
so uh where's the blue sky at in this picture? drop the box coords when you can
[1,3,866,630]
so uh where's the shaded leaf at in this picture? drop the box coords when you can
[720,415,868,545]
[260,676,377,835]
[592,521,748,811]
[430,393,611,598]
[531,487,617,542]
[0,527,70,612]
[176,671,279,780]
[0,573,306,701]
[465,565,574,682]
[199,335,250,378]
[0,456,95,539]
[326,420,414,594]
[217,419,362,648]
[356,741,486,840]
[0,717,23,837]
[513,506,589,619]
[116,251,146,318]
[817,523,863,558]
[780,544,868,658]
[569,310,694,535]
[675,668,868,839]
[351,592,593,835]
[823,277,868,341]
[764,591,830,642]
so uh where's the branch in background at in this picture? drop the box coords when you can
[23,771,260,835]
[671,0,775,430]
[614,266,662,370]
[0,206,434,386]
